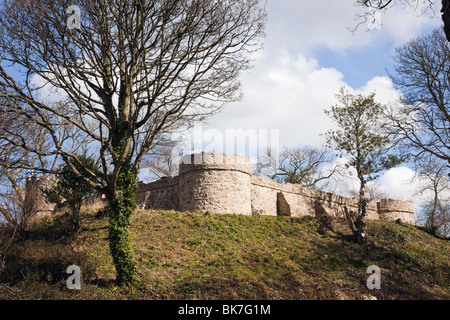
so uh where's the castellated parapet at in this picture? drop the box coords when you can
[178,152,252,215]
[26,152,415,224]
[135,152,415,224]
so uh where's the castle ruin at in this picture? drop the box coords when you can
[26,152,415,224]
[24,175,56,218]
[136,152,415,223]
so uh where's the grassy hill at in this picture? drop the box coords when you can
[0,209,448,300]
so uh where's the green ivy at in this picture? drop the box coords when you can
[108,159,138,286]
[44,153,100,233]
[355,198,370,244]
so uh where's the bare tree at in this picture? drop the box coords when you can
[347,182,389,202]
[443,0,450,39]
[0,0,266,285]
[0,102,83,231]
[388,28,450,169]
[253,146,280,178]
[355,1,436,12]
[0,106,54,230]
[256,146,338,190]
[141,136,180,180]
[0,170,30,231]
[353,1,450,38]
[414,155,450,236]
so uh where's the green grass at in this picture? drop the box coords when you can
[0,209,448,300]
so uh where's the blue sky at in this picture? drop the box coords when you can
[314,42,395,89]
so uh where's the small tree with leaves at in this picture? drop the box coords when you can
[324,87,402,244]
[45,154,100,233]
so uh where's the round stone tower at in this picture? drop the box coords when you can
[377,199,415,224]
[24,175,55,218]
[178,152,252,215]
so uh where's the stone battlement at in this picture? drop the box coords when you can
[135,152,415,224]
[26,152,415,224]
[179,152,252,175]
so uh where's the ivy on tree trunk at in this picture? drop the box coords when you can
[107,159,138,286]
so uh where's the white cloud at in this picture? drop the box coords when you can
[205,51,402,150]
[377,166,417,200]
[263,0,441,55]
[320,160,433,215]
[204,0,440,150]
[380,2,441,46]
[359,76,400,104]
[204,53,341,147]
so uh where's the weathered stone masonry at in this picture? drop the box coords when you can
[135,152,415,224]
[25,175,55,218]
[27,152,415,224]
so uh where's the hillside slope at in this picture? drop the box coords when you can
[0,209,448,300]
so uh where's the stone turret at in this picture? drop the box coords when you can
[178,152,252,215]
[377,199,415,224]
[24,175,55,218]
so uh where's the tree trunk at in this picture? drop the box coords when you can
[355,181,368,244]
[427,184,440,234]
[442,0,450,41]
[72,202,82,234]
[344,204,357,234]
[107,160,138,286]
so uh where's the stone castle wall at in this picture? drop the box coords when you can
[136,176,180,211]
[178,153,252,215]
[250,174,380,220]
[24,176,56,218]
[26,152,415,224]
[133,152,414,224]
[137,152,414,224]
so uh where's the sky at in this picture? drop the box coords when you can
[177,0,445,214]
[204,0,441,146]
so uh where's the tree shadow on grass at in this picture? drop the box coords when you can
[312,224,450,300]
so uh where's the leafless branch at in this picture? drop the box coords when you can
[0,0,267,199]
